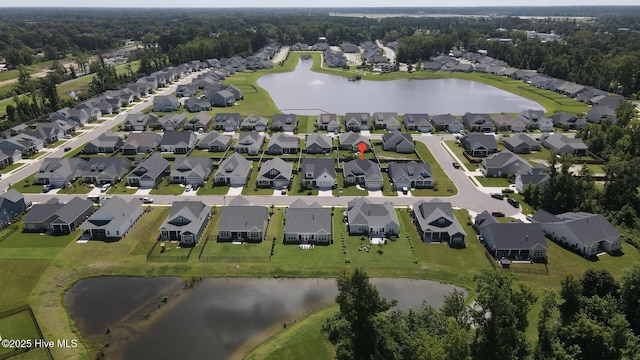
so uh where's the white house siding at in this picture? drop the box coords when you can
[541,223,598,256]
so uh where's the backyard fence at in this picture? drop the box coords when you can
[146,240,193,262]
[0,225,19,243]
[0,305,53,360]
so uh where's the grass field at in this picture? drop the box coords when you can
[0,310,42,357]
[475,176,512,187]
[415,141,457,196]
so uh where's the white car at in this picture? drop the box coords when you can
[185,184,193,192]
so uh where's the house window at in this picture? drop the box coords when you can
[438,218,446,225]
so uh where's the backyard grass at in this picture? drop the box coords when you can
[414,141,457,196]
[0,310,42,357]
[373,147,420,161]
[381,172,398,196]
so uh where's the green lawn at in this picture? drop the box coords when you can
[245,305,337,360]
[444,139,479,171]
[414,141,457,196]
[149,177,185,195]
[242,166,275,195]
[56,179,92,194]
[196,174,230,195]
[0,162,24,174]
[506,193,535,215]
[0,310,42,357]
[332,173,368,197]
[11,174,44,194]
[373,147,420,161]
[297,116,318,134]
[105,178,139,195]
[381,172,398,196]
[474,176,512,187]
[288,172,318,196]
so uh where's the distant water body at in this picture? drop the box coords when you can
[257,58,544,116]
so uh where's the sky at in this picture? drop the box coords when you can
[2,0,639,7]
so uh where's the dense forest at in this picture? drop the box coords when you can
[327,267,640,360]
[1,7,640,97]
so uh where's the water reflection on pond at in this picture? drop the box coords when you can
[66,277,464,359]
[257,59,544,115]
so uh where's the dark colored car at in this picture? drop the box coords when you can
[491,193,504,200]
[64,147,72,152]
[507,198,520,208]
[452,162,460,169]
[491,211,505,217]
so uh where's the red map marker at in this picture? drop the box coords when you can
[357,142,367,160]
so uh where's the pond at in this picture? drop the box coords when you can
[66,276,465,359]
[257,58,544,115]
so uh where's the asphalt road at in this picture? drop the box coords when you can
[0,68,522,219]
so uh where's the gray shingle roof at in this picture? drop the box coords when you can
[388,161,432,183]
[160,201,210,236]
[343,159,382,182]
[347,197,399,229]
[81,197,142,230]
[413,201,464,237]
[258,158,292,182]
[482,222,548,251]
[218,204,268,232]
[285,200,332,235]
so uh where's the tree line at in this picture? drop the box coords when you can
[325,267,640,360]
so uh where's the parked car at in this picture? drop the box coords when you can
[64,147,72,152]
[507,198,520,208]
[491,193,504,200]
[452,162,460,169]
[100,183,111,192]
[491,211,505,217]
[281,185,287,195]
[185,184,193,192]
[141,197,154,204]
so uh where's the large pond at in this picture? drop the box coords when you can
[257,58,544,115]
[66,276,464,359]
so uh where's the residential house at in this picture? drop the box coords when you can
[479,220,548,261]
[301,158,336,189]
[235,131,264,155]
[224,85,243,101]
[343,159,383,191]
[462,113,494,132]
[23,197,94,233]
[217,196,268,243]
[491,114,526,132]
[184,97,212,112]
[0,189,27,229]
[347,197,399,236]
[35,158,86,188]
[257,158,292,189]
[344,113,370,132]
[587,105,617,124]
[316,113,340,132]
[241,114,269,132]
[516,110,553,132]
[306,133,333,154]
[460,133,498,157]
[532,210,622,256]
[214,152,252,186]
[126,154,170,188]
[541,133,588,156]
[284,199,332,245]
[267,133,299,155]
[0,133,43,157]
[176,84,197,98]
[551,113,587,130]
[198,132,231,152]
[515,165,550,192]
[210,89,235,107]
[271,114,297,132]
[338,132,370,152]
[170,157,214,185]
[79,197,143,240]
[403,113,431,133]
[413,201,465,247]
[122,113,158,131]
[0,149,21,168]
[159,201,211,246]
[156,114,187,131]
[81,157,132,185]
[160,131,197,154]
[184,113,212,132]
[121,131,161,155]
[373,112,400,131]
[213,113,242,132]
[153,95,180,112]
[83,132,124,154]
[503,133,540,154]
[431,114,463,133]
[481,150,533,178]
[387,161,433,190]
[381,130,415,153]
